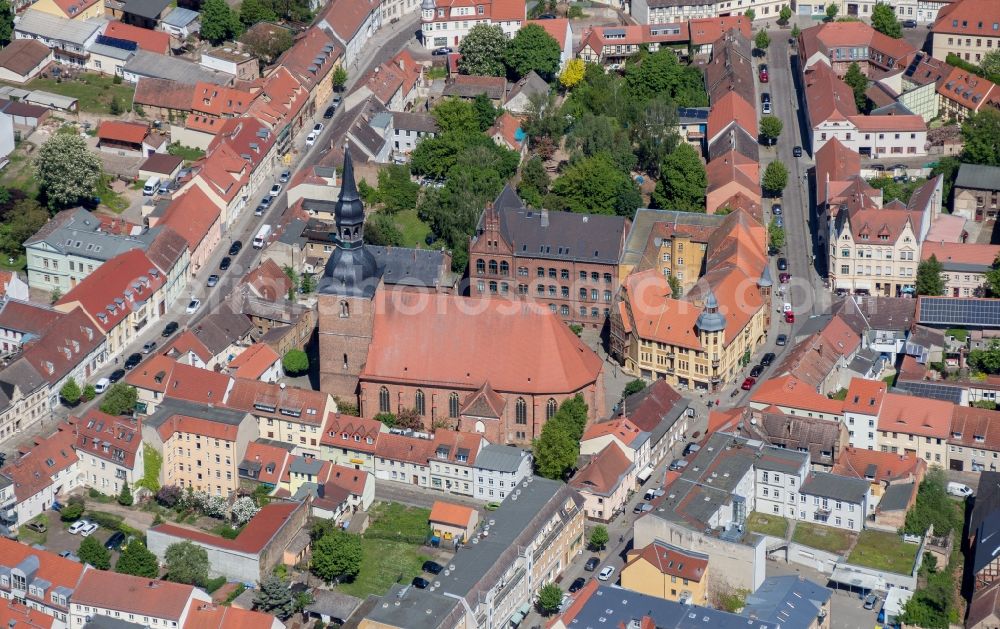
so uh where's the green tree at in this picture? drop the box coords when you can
[981,50,1000,82]
[986,254,1000,296]
[549,154,641,216]
[844,62,869,112]
[79,536,111,570]
[239,0,277,27]
[116,541,160,578]
[744,8,755,19]
[969,339,1000,374]
[974,399,998,410]
[472,93,500,131]
[60,502,84,521]
[588,525,610,550]
[537,583,563,615]
[624,49,708,107]
[431,98,481,134]
[0,0,12,46]
[533,417,577,480]
[754,30,770,52]
[559,58,585,89]
[239,24,293,63]
[99,383,138,415]
[82,384,96,402]
[760,115,783,145]
[364,212,404,246]
[769,218,786,250]
[633,96,679,178]
[254,574,295,619]
[36,134,102,210]
[375,164,419,213]
[778,4,792,23]
[871,3,902,38]
[825,3,839,20]
[331,66,348,91]
[762,161,788,197]
[652,143,705,212]
[791,24,801,37]
[282,349,309,376]
[668,274,683,298]
[200,0,241,44]
[504,23,561,79]
[310,530,363,583]
[916,254,945,296]
[117,482,133,506]
[622,379,646,398]
[565,113,636,173]
[0,198,48,258]
[518,156,550,207]
[961,108,1000,167]
[60,378,82,406]
[903,469,963,536]
[164,541,209,585]
[458,24,508,77]
[898,569,954,629]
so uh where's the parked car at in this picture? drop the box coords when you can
[793,146,803,157]
[219,257,231,271]
[771,203,782,215]
[569,577,587,593]
[94,377,110,394]
[142,341,157,354]
[750,364,764,378]
[741,377,756,390]
[305,132,317,146]
[255,204,267,216]
[229,241,243,256]
[312,123,324,133]
[947,482,974,497]
[279,171,291,183]
[432,47,453,55]
[683,443,701,456]
[759,64,769,82]
[668,459,689,471]
[105,531,126,551]
[68,520,90,535]
[124,353,142,369]
[185,299,201,314]
[260,196,273,208]
[323,106,336,119]
[26,521,47,533]
[784,310,795,323]
[423,561,443,574]
[161,321,178,337]
[584,557,600,571]
[108,369,126,383]
[598,566,616,581]
[777,257,788,270]
[644,487,662,501]
[864,593,879,610]
[761,92,771,104]
[632,502,653,514]
[206,274,220,287]
[762,100,772,115]
[270,184,282,196]
[774,216,783,228]
[411,577,429,589]
[776,334,788,346]
[779,272,791,283]
[761,352,776,366]
[902,19,917,28]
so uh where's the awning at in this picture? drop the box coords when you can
[853,282,872,290]
[835,280,852,289]
[637,465,655,482]
[830,565,884,591]
[518,603,531,615]
[510,611,525,626]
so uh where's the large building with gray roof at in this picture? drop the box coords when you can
[954,163,1000,222]
[471,444,532,501]
[742,575,832,628]
[23,207,161,293]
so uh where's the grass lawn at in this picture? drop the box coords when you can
[792,522,855,554]
[336,538,429,598]
[0,254,25,271]
[848,530,918,575]
[0,151,39,199]
[746,512,789,538]
[167,143,206,162]
[97,177,129,214]
[26,74,135,115]
[366,502,431,542]
[394,208,431,249]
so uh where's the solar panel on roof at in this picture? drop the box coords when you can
[894,381,964,405]
[918,298,1000,327]
[96,35,138,51]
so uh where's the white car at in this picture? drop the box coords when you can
[269,183,283,196]
[185,299,201,314]
[312,122,324,133]
[947,482,974,497]
[94,377,110,394]
[598,566,615,581]
[79,522,99,537]
[305,132,317,147]
[68,519,91,535]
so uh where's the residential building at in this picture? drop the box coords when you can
[147,187,223,276]
[936,65,999,121]
[0,40,53,84]
[798,471,870,531]
[580,417,651,479]
[577,23,688,65]
[832,446,925,515]
[68,564,210,628]
[319,413,386,471]
[72,410,143,496]
[749,375,845,422]
[842,378,887,450]
[931,0,1000,62]
[953,163,1000,223]
[616,208,727,291]
[948,404,1000,472]
[373,432,433,488]
[12,11,103,69]
[742,576,832,629]
[472,443,532,501]
[419,0,525,50]
[1,422,81,530]
[391,111,437,156]
[799,21,916,78]
[317,0,381,67]
[876,392,953,465]
[0,299,61,355]
[614,379,692,467]
[923,241,1000,297]
[225,378,335,458]
[141,398,259,497]
[200,47,259,82]
[0,359,49,444]
[468,186,628,328]
[226,344,282,382]
[31,0,102,21]
[753,447,811,521]
[353,50,423,112]
[712,405,848,470]
[23,207,160,293]
[630,0,780,24]
[428,500,479,543]
[569,442,635,521]
[20,306,106,410]
[0,537,86,623]
[621,541,710,603]
[158,7,199,39]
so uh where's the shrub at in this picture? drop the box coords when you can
[60,503,84,521]
[155,485,183,508]
[86,511,124,530]
[201,575,228,593]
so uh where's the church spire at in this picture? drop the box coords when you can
[334,145,365,248]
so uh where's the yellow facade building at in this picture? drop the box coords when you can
[622,540,710,603]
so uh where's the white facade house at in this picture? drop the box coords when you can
[420,0,525,50]
[797,472,869,532]
[753,450,810,521]
[631,0,785,24]
[473,444,532,501]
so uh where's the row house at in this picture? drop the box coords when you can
[172,83,254,151]
[922,241,1000,297]
[0,537,86,624]
[569,441,635,521]
[0,423,81,532]
[72,410,143,496]
[21,307,106,409]
[877,392,953,466]
[147,187,223,278]
[931,0,1000,63]
[275,26,343,120]
[54,249,167,360]
[247,67,310,155]
[842,378,887,451]
[318,0,382,67]
[580,417,651,478]
[936,65,999,121]
[354,51,424,112]
[0,359,49,444]
[319,413,387,470]
[832,446,926,520]
[749,375,845,422]
[831,0,951,23]
[13,10,102,69]
[225,378,336,458]
[419,0,525,50]
[798,471,870,532]
[577,23,688,65]
[799,21,917,78]
[631,0,782,24]
[948,404,1000,473]
[712,405,848,470]
[954,164,1000,223]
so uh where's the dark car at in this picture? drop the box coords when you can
[412,577,430,589]
[750,364,764,378]
[537,12,556,18]
[793,146,803,157]
[108,369,126,383]
[432,47,453,55]
[776,334,788,346]
[779,272,791,283]
[569,577,587,593]
[741,377,756,390]
[105,531,126,551]
[124,353,142,369]
[761,352,776,366]
[777,257,788,270]
[161,321,178,337]
[584,556,600,572]
[761,92,771,104]
[229,241,243,256]
[323,106,336,119]
[219,257,231,271]
[902,19,917,28]
[423,561,443,574]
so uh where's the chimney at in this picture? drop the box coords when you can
[540,209,549,227]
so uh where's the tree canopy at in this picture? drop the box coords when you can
[164,541,209,585]
[254,575,296,619]
[310,529,363,583]
[559,58,585,89]
[458,24,508,76]
[549,154,641,216]
[961,108,1000,167]
[60,378,81,406]
[532,395,589,479]
[588,525,609,550]
[844,62,869,112]
[871,3,902,38]
[762,161,789,197]
[653,143,706,212]
[36,134,102,210]
[760,115,783,144]
[769,218,786,250]
[116,541,160,578]
[238,0,276,27]
[969,339,1000,375]
[754,30,770,51]
[200,0,242,45]
[99,383,137,416]
[0,0,13,46]
[916,254,945,296]
[282,350,309,376]
[504,24,561,80]
[537,583,563,615]
[78,536,110,570]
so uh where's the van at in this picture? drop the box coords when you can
[94,377,110,394]
[142,176,160,196]
[947,482,974,497]
[253,224,272,249]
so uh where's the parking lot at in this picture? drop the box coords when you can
[22,509,126,563]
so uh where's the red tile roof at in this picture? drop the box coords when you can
[877,392,953,439]
[751,375,845,415]
[163,363,233,405]
[937,64,998,113]
[56,249,164,333]
[72,410,142,469]
[832,446,926,483]
[373,432,435,465]
[0,299,62,335]
[2,422,78,501]
[933,0,1000,37]
[20,307,103,384]
[105,21,170,54]
[184,602,277,629]
[50,0,99,18]
[241,441,292,485]
[819,314,862,357]
[949,405,1000,451]
[707,91,757,140]
[190,82,253,117]
[489,111,522,150]
[815,137,861,204]
[569,441,634,495]
[803,62,857,128]
[627,540,708,581]
[582,417,645,447]
[157,414,240,441]
[619,379,685,434]
[688,15,751,45]
[431,429,483,466]
[156,186,221,250]
[96,120,149,145]
[278,26,342,90]
[320,413,383,452]
[325,464,369,497]
[227,343,280,380]
[150,501,302,554]
[843,378,887,414]
[319,0,379,43]
[240,258,292,302]
[362,292,603,394]
[163,330,214,364]
[922,241,1000,267]
[225,379,330,425]
[525,18,569,47]
[850,113,926,131]
[619,269,703,350]
[134,78,196,112]
[72,571,195,620]
[429,500,476,528]
[0,599,55,629]
[0,538,86,611]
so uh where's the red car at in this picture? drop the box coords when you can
[759,64,769,82]
[785,311,795,323]
[779,272,791,283]
[741,377,756,390]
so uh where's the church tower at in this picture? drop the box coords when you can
[317,147,383,401]
[757,265,773,328]
[696,288,727,391]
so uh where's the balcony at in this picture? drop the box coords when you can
[0,509,17,525]
[711,359,720,368]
